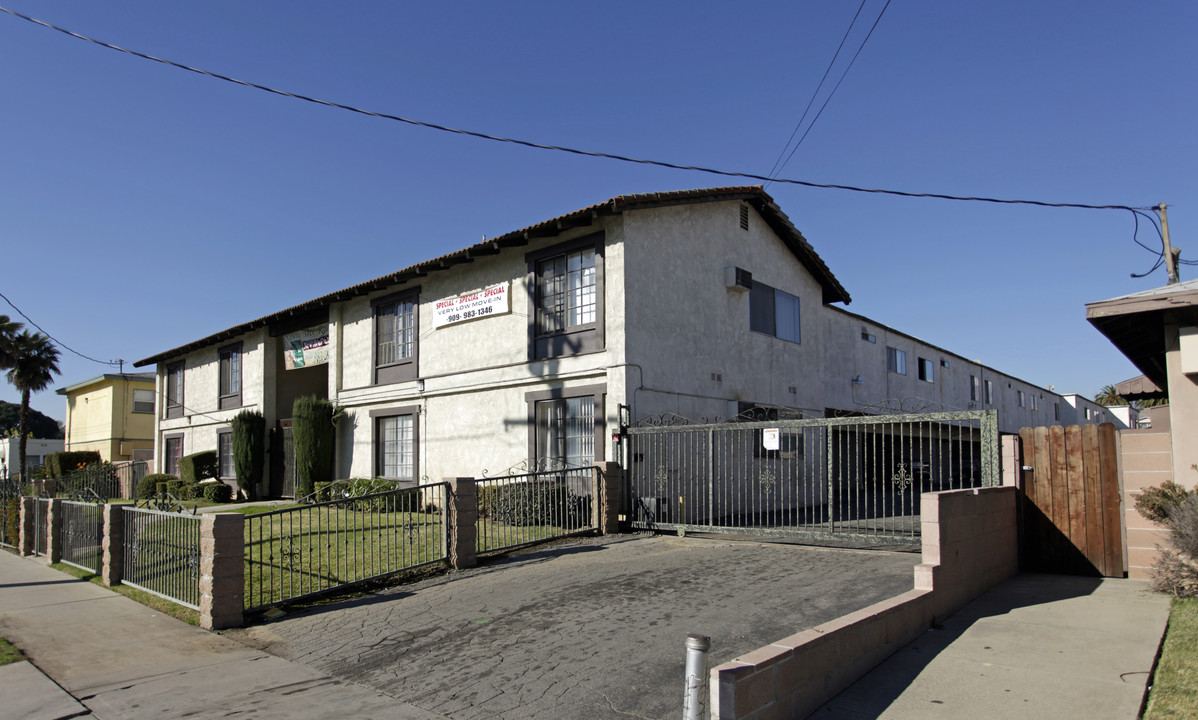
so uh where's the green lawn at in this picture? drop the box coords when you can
[0,637,24,666]
[1144,597,1198,720]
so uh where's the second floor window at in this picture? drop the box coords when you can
[749,281,801,344]
[985,380,994,404]
[373,290,419,384]
[887,347,906,375]
[970,375,980,402]
[918,358,934,382]
[132,388,155,414]
[165,362,184,418]
[527,234,605,360]
[219,343,242,409]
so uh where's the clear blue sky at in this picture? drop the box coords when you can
[2,1,1196,422]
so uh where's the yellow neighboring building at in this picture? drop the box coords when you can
[56,373,157,462]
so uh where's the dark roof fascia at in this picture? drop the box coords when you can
[134,185,849,367]
[1084,285,1198,393]
[55,372,157,396]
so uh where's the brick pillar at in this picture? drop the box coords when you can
[593,462,623,535]
[46,498,63,565]
[101,504,124,587]
[199,513,245,630]
[18,497,35,556]
[446,477,477,569]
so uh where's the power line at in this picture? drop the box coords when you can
[764,0,869,183]
[0,290,121,367]
[0,6,1155,216]
[774,0,893,180]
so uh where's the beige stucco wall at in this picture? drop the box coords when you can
[155,328,270,473]
[1164,318,1198,489]
[63,377,155,461]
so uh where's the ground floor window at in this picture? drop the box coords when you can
[375,413,415,480]
[218,431,234,480]
[535,396,595,470]
[164,435,183,476]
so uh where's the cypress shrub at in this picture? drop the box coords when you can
[232,409,265,501]
[293,396,336,498]
[178,451,218,485]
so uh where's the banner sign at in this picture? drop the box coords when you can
[432,282,510,329]
[283,325,330,370]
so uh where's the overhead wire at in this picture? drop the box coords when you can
[0,6,1156,215]
[774,0,894,179]
[764,0,869,184]
[0,290,120,367]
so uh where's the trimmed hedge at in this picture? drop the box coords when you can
[45,451,102,479]
[138,473,179,499]
[232,410,265,501]
[478,480,588,526]
[203,482,234,503]
[293,396,336,498]
[179,451,218,486]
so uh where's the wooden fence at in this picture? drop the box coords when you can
[1018,423,1123,577]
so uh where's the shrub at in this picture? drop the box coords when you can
[157,480,183,497]
[178,451,218,486]
[293,396,336,498]
[1135,482,1195,524]
[44,451,102,479]
[232,410,266,501]
[478,480,588,527]
[203,482,234,503]
[1151,496,1198,598]
[138,473,178,499]
[178,482,200,500]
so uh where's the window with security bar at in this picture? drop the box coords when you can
[376,414,415,480]
[537,248,596,335]
[373,290,419,384]
[536,396,595,469]
[217,431,234,479]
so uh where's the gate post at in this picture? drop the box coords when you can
[199,513,245,630]
[101,504,124,587]
[593,462,622,535]
[18,496,35,556]
[446,477,478,569]
[46,498,63,565]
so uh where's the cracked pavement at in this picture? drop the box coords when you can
[225,534,916,719]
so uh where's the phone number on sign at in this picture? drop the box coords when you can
[442,305,495,324]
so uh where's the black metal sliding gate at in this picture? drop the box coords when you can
[623,410,999,547]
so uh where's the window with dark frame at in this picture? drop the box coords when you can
[373,290,419,385]
[887,347,906,375]
[861,329,876,343]
[918,357,934,382]
[535,396,596,470]
[132,388,155,414]
[985,380,994,404]
[527,234,605,360]
[164,362,184,418]
[970,375,980,402]
[217,431,234,480]
[373,409,417,480]
[219,343,242,410]
[1018,390,1026,408]
[164,435,183,476]
[749,280,800,343]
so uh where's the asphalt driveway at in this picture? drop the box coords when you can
[227,534,916,720]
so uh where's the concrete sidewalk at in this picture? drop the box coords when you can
[0,550,445,719]
[811,573,1171,719]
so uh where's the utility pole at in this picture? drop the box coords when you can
[1158,203,1180,284]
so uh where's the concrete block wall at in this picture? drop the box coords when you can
[1119,428,1173,579]
[710,486,1018,720]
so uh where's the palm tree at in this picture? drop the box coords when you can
[5,331,60,482]
[1094,384,1124,407]
[0,314,23,369]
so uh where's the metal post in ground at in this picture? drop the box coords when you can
[683,633,710,720]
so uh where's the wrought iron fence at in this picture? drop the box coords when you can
[60,461,147,501]
[60,500,104,573]
[244,482,448,612]
[624,410,999,545]
[476,466,597,555]
[122,506,201,609]
[0,478,20,548]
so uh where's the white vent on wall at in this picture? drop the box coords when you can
[725,266,752,292]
